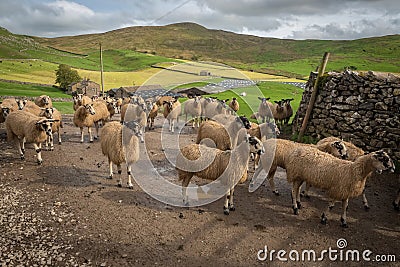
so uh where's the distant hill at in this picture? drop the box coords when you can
[2,23,400,78]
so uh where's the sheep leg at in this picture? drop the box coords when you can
[33,143,43,165]
[21,137,26,154]
[340,199,349,228]
[49,133,54,151]
[362,188,370,210]
[107,159,113,179]
[301,183,311,198]
[291,180,302,215]
[140,126,145,143]
[116,164,123,187]
[16,138,25,160]
[228,187,235,211]
[94,122,99,140]
[254,154,260,170]
[267,165,280,196]
[223,191,231,215]
[88,127,93,143]
[250,164,263,189]
[126,164,134,189]
[80,127,84,143]
[180,174,192,205]
[57,130,62,145]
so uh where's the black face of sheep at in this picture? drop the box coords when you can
[124,120,143,138]
[41,108,54,119]
[239,116,251,129]
[36,119,56,137]
[2,107,10,118]
[16,99,25,110]
[248,136,265,155]
[332,141,348,159]
[373,150,395,173]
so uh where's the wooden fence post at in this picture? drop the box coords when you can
[297,52,330,142]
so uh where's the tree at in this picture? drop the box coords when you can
[55,64,81,90]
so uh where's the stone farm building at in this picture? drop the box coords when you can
[68,79,100,97]
[108,85,172,99]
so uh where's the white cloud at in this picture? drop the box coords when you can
[0,0,399,39]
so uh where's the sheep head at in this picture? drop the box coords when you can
[238,116,251,129]
[331,141,348,159]
[258,97,271,104]
[16,99,25,110]
[35,119,56,136]
[40,107,54,119]
[124,120,143,138]
[371,150,395,173]
[2,107,10,118]
[84,104,96,115]
[248,136,265,156]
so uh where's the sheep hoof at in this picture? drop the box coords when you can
[117,183,122,188]
[108,175,113,179]
[364,205,370,211]
[320,214,327,225]
[340,218,348,228]
[89,140,94,143]
[50,147,54,151]
[273,190,280,196]
[292,207,299,215]
[118,170,122,175]
[229,205,235,211]
[223,207,230,215]
[58,142,62,145]
[141,140,144,143]
[94,136,98,140]
[296,201,302,209]
[392,201,400,211]
[127,185,134,189]
[37,160,43,165]
[20,155,25,160]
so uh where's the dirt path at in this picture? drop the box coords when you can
[0,114,399,266]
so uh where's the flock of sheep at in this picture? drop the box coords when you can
[0,93,398,228]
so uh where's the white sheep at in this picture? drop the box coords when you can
[100,120,142,188]
[34,95,53,108]
[286,147,394,227]
[121,103,147,143]
[176,133,264,214]
[5,110,57,164]
[184,96,202,128]
[196,116,251,151]
[252,138,348,196]
[73,104,97,143]
[204,99,229,119]
[311,136,373,210]
[163,98,181,133]
[257,97,273,123]
[38,107,63,150]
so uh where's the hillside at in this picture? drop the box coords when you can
[34,22,400,77]
[1,23,399,78]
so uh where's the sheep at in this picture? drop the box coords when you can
[286,147,394,227]
[163,98,181,133]
[312,136,371,209]
[5,110,57,165]
[272,100,286,126]
[282,98,294,125]
[38,107,63,150]
[257,97,273,123]
[73,94,92,111]
[1,98,25,111]
[91,100,111,133]
[247,121,280,169]
[228,97,239,114]
[251,138,348,196]
[105,100,116,120]
[196,116,251,151]
[204,99,229,119]
[100,120,142,188]
[115,98,123,113]
[156,95,175,107]
[184,96,202,128]
[176,132,264,214]
[73,104,97,143]
[121,103,147,142]
[34,95,52,108]
[147,102,159,130]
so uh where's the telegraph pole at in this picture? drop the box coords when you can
[100,42,104,96]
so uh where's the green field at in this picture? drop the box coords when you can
[0,80,69,98]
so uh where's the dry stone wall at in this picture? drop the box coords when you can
[293,70,400,160]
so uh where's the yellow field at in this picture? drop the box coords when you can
[0,59,305,90]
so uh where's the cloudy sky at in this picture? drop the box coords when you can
[0,0,399,40]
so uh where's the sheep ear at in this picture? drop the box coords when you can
[225,99,230,102]
[258,97,263,100]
